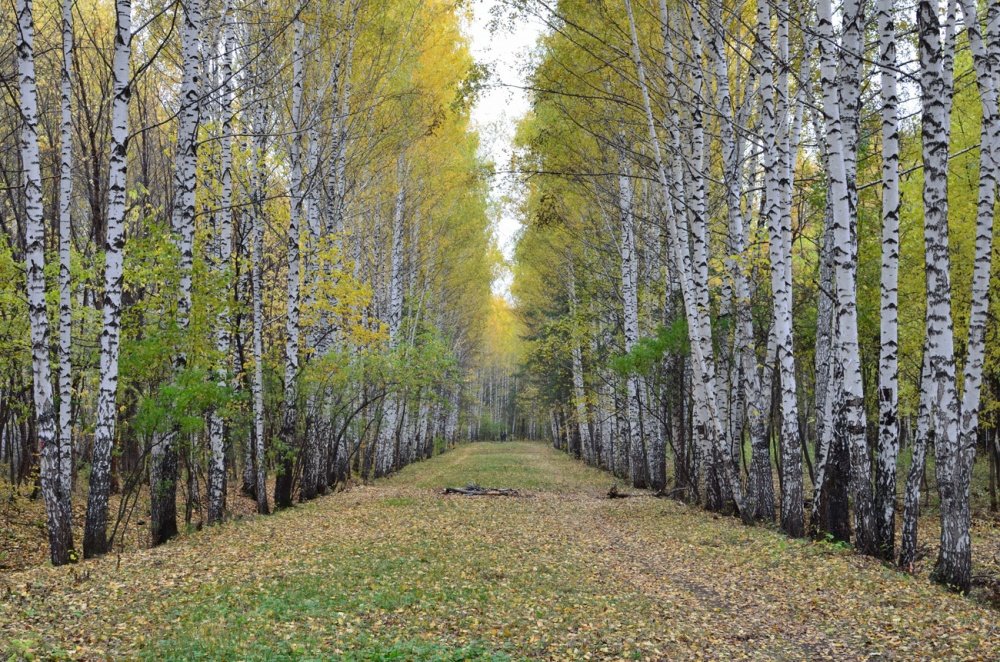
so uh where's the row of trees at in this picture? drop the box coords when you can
[511,0,1000,592]
[3,0,498,566]
[467,296,536,441]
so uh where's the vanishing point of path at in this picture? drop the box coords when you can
[2,442,997,660]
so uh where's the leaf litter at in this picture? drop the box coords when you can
[1,442,998,660]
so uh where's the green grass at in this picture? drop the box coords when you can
[399,441,610,492]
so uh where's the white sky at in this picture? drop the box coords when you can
[464,0,546,297]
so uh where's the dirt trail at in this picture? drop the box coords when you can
[2,442,997,660]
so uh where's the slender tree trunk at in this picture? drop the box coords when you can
[56,0,74,523]
[275,16,305,510]
[900,350,933,571]
[659,0,721,508]
[377,158,406,477]
[301,126,323,501]
[207,3,236,525]
[758,0,803,537]
[918,0,968,592]
[704,0,773,521]
[568,272,592,465]
[807,88,851,541]
[83,0,130,557]
[954,0,1000,559]
[17,0,74,565]
[250,75,270,516]
[624,0,747,518]
[873,0,902,561]
[815,0,874,554]
[614,145,646,488]
[152,0,202,546]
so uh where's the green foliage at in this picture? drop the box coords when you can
[0,238,29,377]
[612,319,690,377]
[133,368,234,438]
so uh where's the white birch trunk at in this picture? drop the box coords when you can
[377,159,406,477]
[57,0,74,514]
[275,16,305,509]
[815,0,874,552]
[757,0,803,536]
[955,0,1000,519]
[83,0,132,557]
[568,271,592,464]
[207,3,236,525]
[659,0,718,502]
[171,0,202,344]
[704,0,774,521]
[152,0,202,545]
[874,0,902,560]
[918,0,968,591]
[250,74,270,515]
[83,0,131,559]
[301,126,323,499]
[615,146,645,487]
[17,0,74,565]
[900,349,933,571]
[623,0,747,517]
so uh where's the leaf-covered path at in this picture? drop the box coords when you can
[2,442,998,660]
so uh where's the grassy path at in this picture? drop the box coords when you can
[2,442,997,660]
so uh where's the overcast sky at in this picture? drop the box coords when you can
[464,1,546,296]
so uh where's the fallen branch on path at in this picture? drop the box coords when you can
[608,484,688,500]
[607,484,632,499]
[442,484,521,497]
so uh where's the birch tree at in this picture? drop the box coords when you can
[83,0,132,558]
[16,0,74,565]
[874,0,901,562]
[568,270,592,462]
[623,0,747,518]
[703,0,773,521]
[250,81,270,516]
[376,157,407,477]
[275,15,305,510]
[615,143,645,488]
[918,0,966,591]
[150,0,203,545]
[757,0,802,537]
[815,0,874,554]
[56,0,74,525]
[207,0,237,525]
[942,0,1000,585]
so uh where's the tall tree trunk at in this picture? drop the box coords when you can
[873,0,902,562]
[56,0,74,527]
[275,16,305,510]
[660,0,719,507]
[152,0,202,546]
[301,126,323,501]
[624,0,747,518]
[953,0,1000,567]
[758,0,803,537]
[815,0,874,554]
[377,158,406,477]
[207,3,236,525]
[900,349,933,571]
[614,145,646,489]
[918,0,968,592]
[17,0,74,565]
[83,0,130,558]
[568,271,592,465]
[704,0,773,521]
[250,72,270,516]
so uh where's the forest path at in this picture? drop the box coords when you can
[2,442,997,660]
